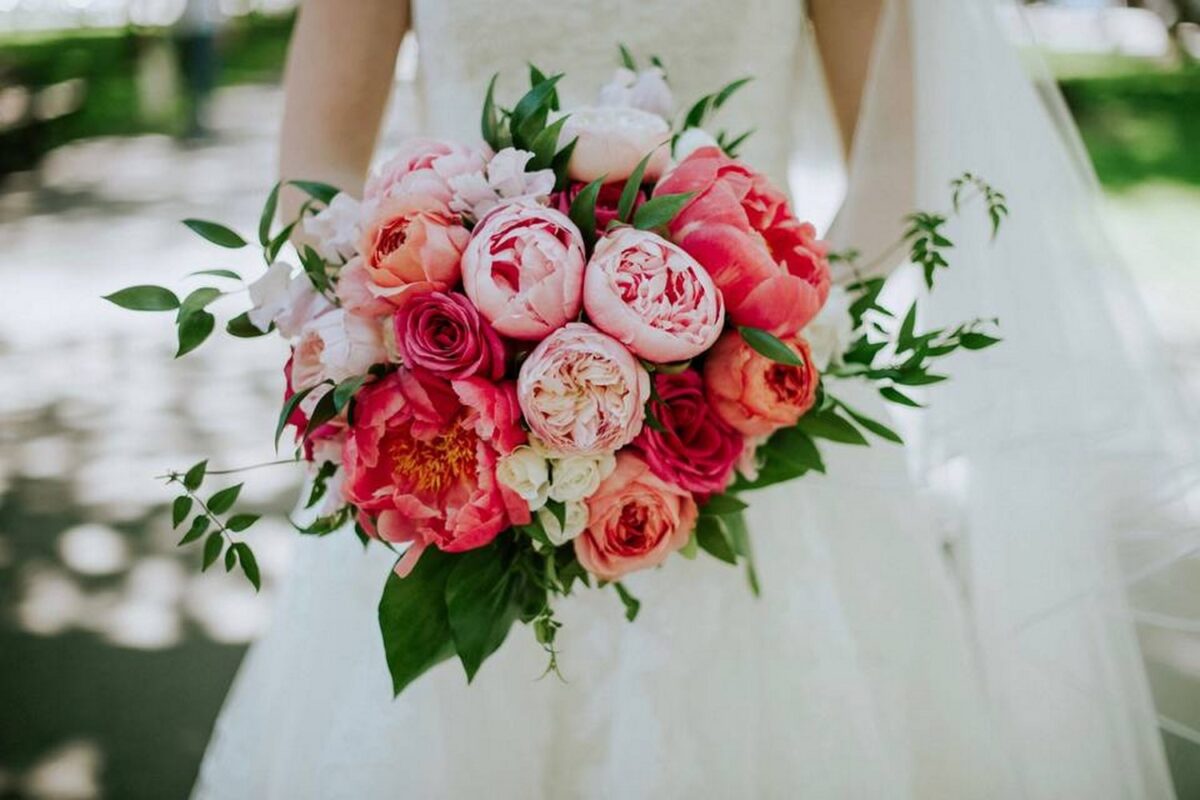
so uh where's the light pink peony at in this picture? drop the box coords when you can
[365,138,487,207]
[584,228,724,363]
[360,196,470,308]
[290,308,387,390]
[335,256,393,318]
[556,106,671,183]
[703,330,820,436]
[448,148,556,220]
[392,290,505,380]
[575,452,697,581]
[517,322,650,455]
[462,204,586,340]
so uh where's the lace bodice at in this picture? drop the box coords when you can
[411,0,807,185]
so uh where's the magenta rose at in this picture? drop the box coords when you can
[584,227,724,363]
[392,291,505,381]
[462,204,587,341]
[634,370,745,495]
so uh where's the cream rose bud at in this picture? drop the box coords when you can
[248,261,333,338]
[802,285,854,370]
[496,445,551,510]
[673,127,720,162]
[548,452,617,503]
[302,193,363,263]
[537,500,588,545]
[556,107,671,183]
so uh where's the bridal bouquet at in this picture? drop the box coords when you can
[106,51,1005,695]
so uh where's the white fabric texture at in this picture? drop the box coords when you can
[193,1,1190,797]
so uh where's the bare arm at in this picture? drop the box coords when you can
[809,0,885,156]
[278,0,409,219]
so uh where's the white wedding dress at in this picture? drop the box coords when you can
[194,1,1198,797]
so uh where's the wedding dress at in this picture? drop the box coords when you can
[193,0,1196,797]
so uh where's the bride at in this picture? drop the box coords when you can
[194,0,1195,797]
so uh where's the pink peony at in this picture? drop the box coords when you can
[365,138,486,207]
[290,308,387,390]
[461,204,586,341]
[360,196,470,308]
[392,290,505,381]
[703,330,820,436]
[634,371,745,495]
[517,322,650,455]
[556,106,671,183]
[584,228,724,363]
[335,256,393,318]
[655,147,831,337]
[342,369,528,576]
[575,452,697,581]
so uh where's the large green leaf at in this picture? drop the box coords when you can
[797,408,869,446]
[183,219,247,249]
[378,549,459,697]
[444,544,521,682]
[175,309,215,357]
[103,285,179,311]
[631,192,693,231]
[738,326,803,367]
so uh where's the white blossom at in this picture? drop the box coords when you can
[598,66,674,120]
[247,261,332,339]
[803,286,854,371]
[537,500,589,545]
[495,445,551,511]
[301,193,363,263]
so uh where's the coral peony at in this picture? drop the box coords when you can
[703,330,820,436]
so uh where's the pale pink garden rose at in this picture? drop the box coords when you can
[517,322,650,455]
[584,228,725,363]
[575,452,698,581]
[448,148,555,220]
[290,307,388,390]
[597,66,674,120]
[365,138,487,207]
[556,106,671,183]
[360,196,470,308]
[462,204,586,340]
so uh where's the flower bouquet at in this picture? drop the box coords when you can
[105,50,1006,695]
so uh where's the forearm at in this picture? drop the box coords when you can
[278,0,409,220]
[809,0,884,157]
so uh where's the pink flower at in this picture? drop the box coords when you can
[392,291,505,381]
[597,66,674,120]
[335,257,393,318]
[584,228,724,363]
[360,196,470,308]
[634,371,745,495]
[462,204,586,340]
[448,148,556,220]
[655,147,831,337]
[342,369,528,576]
[517,322,650,455]
[557,106,671,183]
[703,330,820,436]
[552,180,645,234]
[365,138,486,207]
[575,452,697,581]
[290,308,387,390]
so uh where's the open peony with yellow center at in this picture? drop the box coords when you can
[584,228,724,363]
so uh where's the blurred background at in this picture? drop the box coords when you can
[0,0,1198,797]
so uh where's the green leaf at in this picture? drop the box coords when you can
[175,309,215,358]
[189,269,241,281]
[897,303,918,352]
[679,532,699,559]
[960,332,1001,350]
[177,287,222,322]
[445,545,521,682]
[333,376,367,414]
[481,73,502,150]
[201,531,224,571]
[511,74,563,137]
[304,387,339,440]
[171,496,193,528]
[738,326,803,366]
[287,180,340,206]
[618,43,637,71]
[613,581,641,621]
[617,152,652,223]
[183,219,247,249]
[879,386,923,408]
[722,511,760,596]
[568,176,606,243]
[550,137,578,192]
[224,545,238,572]
[701,493,748,516]
[797,408,869,446]
[183,460,207,491]
[528,63,560,110]
[837,402,903,444]
[207,483,243,515]
[632,192,693,231]
[528,115,568,170]
[103,285,180,311]
[234,543,261,591]
[226,311,271,338]
[713,76,753,109]
[267,219,297,262]
[379,549,459,696]
[695,516,737,564]
[226,513,260,532]
[275,384,318,448]
[259,181,281,246]
[178,515,209,545]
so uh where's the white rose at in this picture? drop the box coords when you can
[537,500,588,545]
[448,148,555,220]
[495,446,550,511]
[556,106,671,183]
[802,285,854,370]
[291,308,386,390]
[598,66,674,120]
[301,193,363,263]
[673,127,720,162]
[548,452,617,503]
[247,261,333,339]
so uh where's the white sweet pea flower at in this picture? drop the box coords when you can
[301,193,363,263]
[291,308,387,390]
[673,127,720,161]
[496,445,551,511]
[247,261,333,339]
[803,286,855,371]
[736,435,768,482]
[548,453,617,503]
[537,500,589,546]
[598,66,674,120]
[448,148,555,220]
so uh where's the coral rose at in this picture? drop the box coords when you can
[360,196,470,308]
[556,106,671,183]
[584,228,724,363]
[517,322,650,455]
[575,452,698,581]
[342,369,527,576]
[392,291,505,380]
[462,204,586,340]
[634,371,745,495]
[703,330,820,436]
[655,146,831,337]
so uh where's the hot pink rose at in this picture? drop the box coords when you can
[462,204,586,340]
[634,371,745,495]
[655,147,831,337]
[342,369,527,576]
[365,138,486,207]
[517,322,650,455]
[703,330,820,436]
[575,452,697,581]
[552,179,645,231]
[360,196,470,308]
[584,228,724,363]
[392,291,505,381]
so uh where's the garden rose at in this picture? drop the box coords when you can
[517,323,650,455]
[392,290,505,380]
[538,500,589,546]
[556,106,671,183]
[655,146,831,337]
[575,452,698,581]
[584,228,724,363]
[360,196,470,307]
[547,452,616,503]
[495,445,550,511]
[462,204,586,340]
[342,369,527,576]
[703,330,820,436]
[634,371,745,495]
[449,148,555,220]
[365,138,486,207]
[291,308,388,390]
